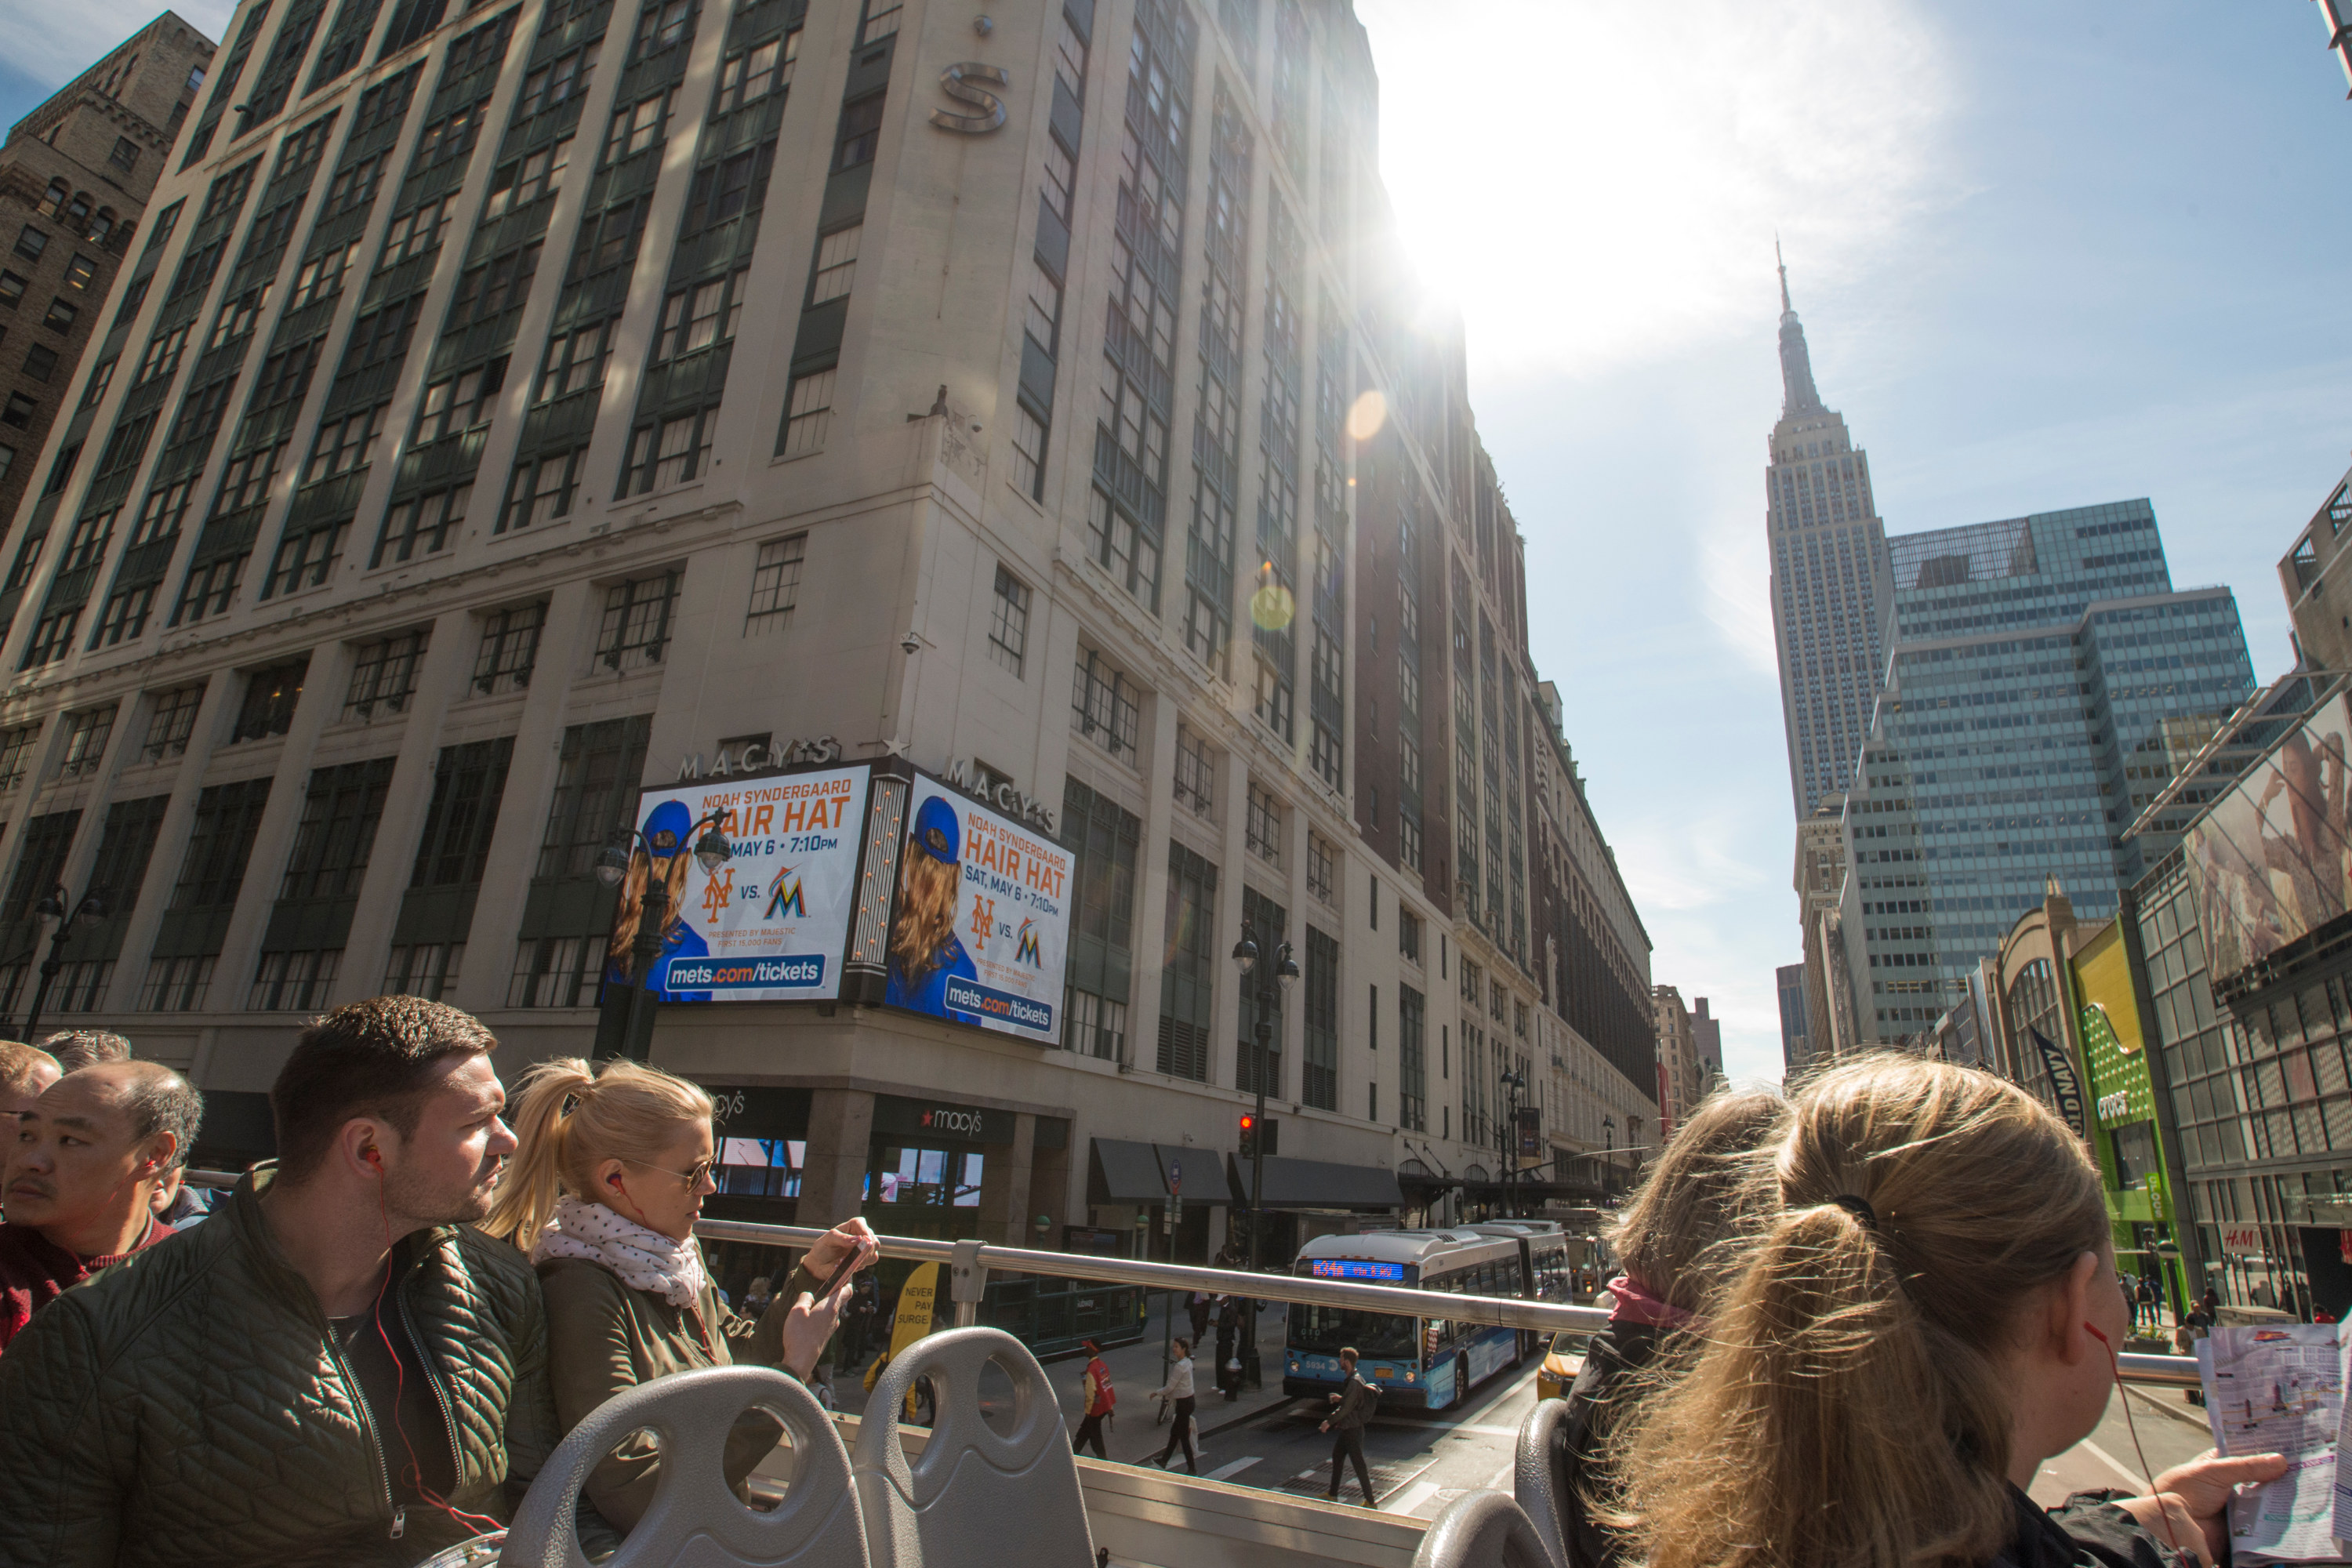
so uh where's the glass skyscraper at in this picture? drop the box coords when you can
[1842,501,2257,1034]
[1766,254,1893,818]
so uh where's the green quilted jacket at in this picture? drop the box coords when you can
[0,1168,560,1567]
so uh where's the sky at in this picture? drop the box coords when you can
[1350,0,2352,1088]
[3,2,2347,1091]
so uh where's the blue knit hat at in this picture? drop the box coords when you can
[644,798,692,855]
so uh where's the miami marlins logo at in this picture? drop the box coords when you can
[1014,919,1042,967]
[764,869,807,920]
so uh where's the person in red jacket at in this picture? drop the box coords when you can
[1072,1338,1115,1458]
[0,1060,197,1350]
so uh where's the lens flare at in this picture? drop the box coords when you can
[1345,389,1388,442]
[1250,561,1295,632]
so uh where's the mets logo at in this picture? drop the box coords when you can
[1014,919,1041,967]
[699,867,735,924]
[966,894,994,953]
[764,870,807,920]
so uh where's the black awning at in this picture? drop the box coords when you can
[1229,1154,1404,1211]
[1154,1144,1233,1205]
[1091,1138,1169,1204]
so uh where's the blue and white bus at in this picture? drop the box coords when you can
[1283,1230,1525,1410]
[1468,1220,1575,1361]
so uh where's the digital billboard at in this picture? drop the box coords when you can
[606,765,870,1002]
[880,775,1072,1045]
[2183,691,2352,985]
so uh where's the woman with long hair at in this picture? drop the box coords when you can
[481,1057,876,1533]
[1613,1054,2282,1568]
[885,796,978,1014]
[1560,1086,1786,1568]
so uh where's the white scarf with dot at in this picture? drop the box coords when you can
[531,1194,710,1308]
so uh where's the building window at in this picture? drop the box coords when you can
[834,93,884,170]
[1157,841,1218,1080]
[0,722,39,790]
[63,256,96,292]
[779,367,833,456]
[20,610,80,667]
[304,403,385,483]
[56,705,115,779]
[652,268,746,361]
[499,448,583,532]
[473,601,545,695]
[620,404,719,494]
[537,318,616,401]
[1174,725,1214,818]
[1071,649,1139,760]
[481,136,572,221]
[141,954,215,1011]
[715,27,797,111]
[808,223,858,304]
[987,564,1029,677]
[1246,782,1283,866]
[42,297,78,332]
[1010,403,1046,499]
[13,227,45,263]
[1308,833,1334,906]
[1303,927,1338,1111]
[384,942,463,1000]
[0,271,24,309]
[377,483,470,565]
[249,946,340,1011]
[262,518,350,598]
[1238,886,1287,1098]
[744,533,804,634]
[21,344,56,383]
[110,136,140,172]
[2,393,34,427]
[1399,985,1427,1131]
[597,570,681,672]
[232,659,307,742]
[1399,909,1422,964]
[343,630,426,720]
[142,685,204,761]
[1062,777,1140,1063]
[858,0,901,44]
[633,0,691,54]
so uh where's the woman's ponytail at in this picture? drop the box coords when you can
[1610,1054,2107,1568]
[479,1056,595,1246]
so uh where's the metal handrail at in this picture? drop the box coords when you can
[184,1172,2208,1385]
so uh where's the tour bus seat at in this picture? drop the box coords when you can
[1512,1396,1573,1568]
[1411,1490,1558,1568]
[850,1327,1095,1568]
[502,1365,867,1568]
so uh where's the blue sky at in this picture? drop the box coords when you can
[5,2,2347,1087]
[1353,0,2352,1086]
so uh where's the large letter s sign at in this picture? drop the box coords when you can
[931,62,1008,133]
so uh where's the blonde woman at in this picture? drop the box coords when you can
[482,1058,876,1533]
[1614,1055,2283,1568]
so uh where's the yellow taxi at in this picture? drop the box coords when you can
[1534,1330,1594,1402]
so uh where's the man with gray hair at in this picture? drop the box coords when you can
[37,1029,133,1074]
[0,1060,198,1349]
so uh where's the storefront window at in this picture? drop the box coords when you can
[717,1136,803,1197]
[868,1144,983,1207]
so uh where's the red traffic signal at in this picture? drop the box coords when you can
[1239,1113,1258,1160]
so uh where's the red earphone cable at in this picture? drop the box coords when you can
[370,1163,502,1538]
[2085,1319,2187,1559]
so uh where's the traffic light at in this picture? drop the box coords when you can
[1239,1113,1279,1160]
[1239,1112,1258,1160]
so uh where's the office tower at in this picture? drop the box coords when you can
[1766,252,1893,819]
[0,16,216,539]
[0,0,1660,1245]
[1840,500,2256,1036]
[1774,961,1806,1073]
[1649,983,1693,1138]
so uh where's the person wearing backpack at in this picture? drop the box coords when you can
[1319,1346,1380,1505]
[1072,1338,1115,1458]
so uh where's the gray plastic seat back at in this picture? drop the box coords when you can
[1411,1490,1558,1568]
[1514,1398,1572,1568]
[502,1364,866,1568]
[850,1327,1094,1568]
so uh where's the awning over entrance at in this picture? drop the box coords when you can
[1088,1139,1237,1206]
[1227,1154,1403,1211]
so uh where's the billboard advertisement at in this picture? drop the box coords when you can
[606,765,871,1002]
[880,775,1072,1045]
[2183,692,2352,985]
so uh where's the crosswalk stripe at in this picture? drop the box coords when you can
[1205,1457,1261,1480]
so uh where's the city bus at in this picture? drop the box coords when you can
[1468,1220,1575,1359]
[1282,1229,1526,1410]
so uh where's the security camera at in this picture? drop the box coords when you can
[974,15,993,34]
[900,630,920,655]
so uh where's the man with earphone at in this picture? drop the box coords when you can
[0,996,567,1568]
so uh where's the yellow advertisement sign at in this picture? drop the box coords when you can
[865,1262,941,1418]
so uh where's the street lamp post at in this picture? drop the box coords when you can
[1229,924,1297,1393]
[594,813,734,1062]
[1497,1067,1526,1218]
[16,885,106,1043]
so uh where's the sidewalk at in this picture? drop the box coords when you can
[820,1293,1305,1470]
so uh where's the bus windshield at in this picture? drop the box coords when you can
[1288,1301,1420,1359]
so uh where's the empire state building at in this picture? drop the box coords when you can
[1766,257,1893,818]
